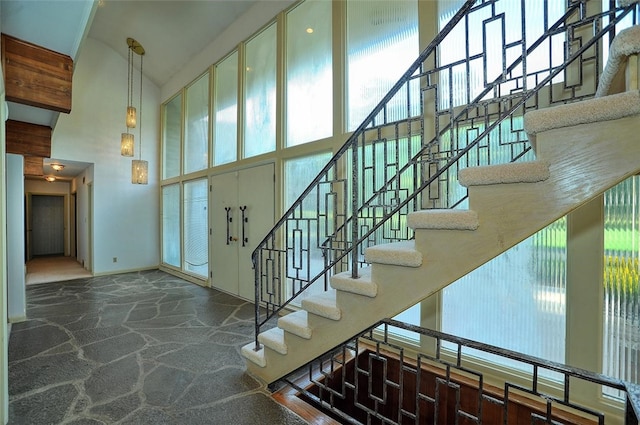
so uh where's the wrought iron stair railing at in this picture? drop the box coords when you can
[251,0,640,348]
[281,318,640,425]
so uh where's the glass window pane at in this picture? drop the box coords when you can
[286,0,332,146]
[184,73,209,174]
[213,51,238,166]
[284,152,333,303]
[441,219,567,374]
[183,179,208,277]
[602,0,636,64]
[346,0,418,131]
[162,93,182,179]
[603,176,640,399]
[162,184,181,267]
[244,23,277,158]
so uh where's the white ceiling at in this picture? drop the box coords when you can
[88,0,258,88]
[1,0,260,179]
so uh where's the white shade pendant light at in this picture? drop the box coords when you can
[121,132,134,157]
[125,40,137,129]
[126,106,137,128]
[131,159,148,184]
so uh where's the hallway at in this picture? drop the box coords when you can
[8,270,307,424]
[25,256,92,285]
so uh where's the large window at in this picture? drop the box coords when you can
[346,0,419,131]
[603,176,640,398]
[183,179,208,277]
[184,72,209,174]
[162,184,180,268]
[442,220,567,371]
[213,52,238,166]
[244,23,277,158]
[162,93,181,179]
[285,0,332,146]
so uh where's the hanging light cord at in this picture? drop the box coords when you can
[139,52,143,160]
[127,46,133,133]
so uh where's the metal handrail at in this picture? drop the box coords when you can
[283,318,640,425]
[251,0,639,349]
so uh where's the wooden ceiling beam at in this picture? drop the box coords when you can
[1,33,73,113]
[6,119,51,158]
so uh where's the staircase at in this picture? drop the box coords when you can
[242,1,640,384]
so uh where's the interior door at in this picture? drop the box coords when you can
[31,195,65,256]
[237,163,275,300]
[209,163,275,300]
[210,171,240,295]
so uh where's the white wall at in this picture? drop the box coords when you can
[161,0,296,101]
[52,37,160,274]
[71,166,93,271]
[6,155,25,323]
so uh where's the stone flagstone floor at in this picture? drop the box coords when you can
[8,270,307,424]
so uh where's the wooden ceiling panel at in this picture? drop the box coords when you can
[6,119,51,158]
[23,156,44,177]
[2,33,73,113]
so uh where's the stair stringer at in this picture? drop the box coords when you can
[243,112,640,384]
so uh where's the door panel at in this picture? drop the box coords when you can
[209,163,275,300]
[210,172,240,295]
[31,195,64,256]
[238,163,275,300]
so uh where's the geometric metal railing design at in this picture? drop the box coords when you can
[282,319,640,425]
[251,0,640,347]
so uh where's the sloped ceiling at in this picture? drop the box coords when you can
[88,0,257,88]
[2,0,261,127]
[1,0,260,178]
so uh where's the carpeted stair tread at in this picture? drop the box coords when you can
[241,343,266,367]
[258,327,287,355]
[596,24,640,97]
[459,161,550,187]
[524,90,640,136]
[331,267,377,297]
[301,290,341,321]
[278,310,312,339]
[364,240,422,267]
[407,209,479,230]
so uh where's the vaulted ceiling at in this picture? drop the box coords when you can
[1,0,263,178]
[2,0,261,127]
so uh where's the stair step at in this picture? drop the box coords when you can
[364,240,422,267]
[525,91,640,137]
[331,267,376,297]
[408,209,478,230]
[241,342,266,368]
[301,290,341,321]
[595,25,640,97]
[258,327,287,355]
[459,160,550,187]
[278,310,312,339]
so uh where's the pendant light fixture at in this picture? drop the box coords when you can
[125,40,137,129]
[128,37,148,185]
[121,40,137,157]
